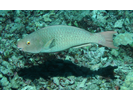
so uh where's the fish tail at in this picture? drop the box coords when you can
[97,31,118,49]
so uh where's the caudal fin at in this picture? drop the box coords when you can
[97,31,118,49]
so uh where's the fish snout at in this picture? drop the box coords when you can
[17,45,23,51]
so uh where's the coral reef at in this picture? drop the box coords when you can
[120,71,133,90]
[0,10,133,90]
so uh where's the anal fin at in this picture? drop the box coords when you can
[72,43,92,49]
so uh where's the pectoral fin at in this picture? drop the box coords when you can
[43,38,55,50]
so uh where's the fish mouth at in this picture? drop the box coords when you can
[18,48,23,51]
[17,45,23,51]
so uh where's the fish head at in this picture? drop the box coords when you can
[17,35,42,53]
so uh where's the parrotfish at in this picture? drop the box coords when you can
[17,25,117,53]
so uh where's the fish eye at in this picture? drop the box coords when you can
[27,41,30,45]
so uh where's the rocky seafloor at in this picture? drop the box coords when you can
[0,10,133,90]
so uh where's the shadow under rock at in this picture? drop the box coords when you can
[18,59,117,81]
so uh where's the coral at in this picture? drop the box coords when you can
[0,77,10,87]
[43,13,53,22]
[111,49,119,57]
[114,19,124,28]
[21,85,36,90]
[114,33,133,46]
[120,71,133,90]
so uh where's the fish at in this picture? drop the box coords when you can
[17,25,118,53]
